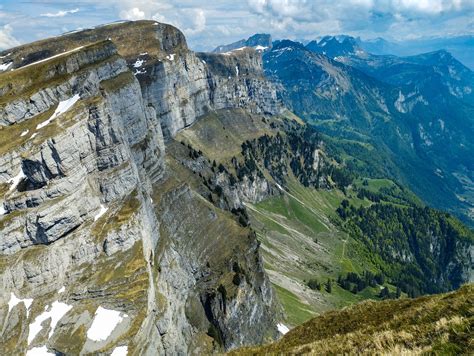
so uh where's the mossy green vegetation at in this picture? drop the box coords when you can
[230,284,474,355]
[175,109,273,163]
[272,284,316,326]
[248,176,387,322]
[337,197,474,296]
[100,71,136,93]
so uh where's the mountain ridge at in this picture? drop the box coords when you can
[0,22,473,356]
[0,20,283,354]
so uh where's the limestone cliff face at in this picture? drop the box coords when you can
[0,21,281,355]
[1,21,282,138]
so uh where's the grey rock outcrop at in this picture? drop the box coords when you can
[0,21,281,355]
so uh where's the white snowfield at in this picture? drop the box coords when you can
[166,53,176,61]
[8,168,26,191]
[21,129,30,137]
[277,323,290,335]
[0,62,13,71]
[37,94,81,130]
[21,46,84,69]
[0,203,6,215]
[255,45,268,51]
[94,205,108,221]
[8,292,33,318]
[134,69,146,75]
[111,346,128,356]
[133,59,144,68]
[223,47,246,56]
[235,65,239,77]
[58,286,65,294]
[87,306,127,342]
[26,346,54,356]
[28,301,73,344]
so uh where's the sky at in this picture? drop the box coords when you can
[0,0,473,51]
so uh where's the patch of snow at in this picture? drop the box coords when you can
[166,53,175,61]
[28,301,72,344]
[223,47,247,56]
[26,346,55,356]
[8,168,26,191]
[277,323,289,334]
[0,52,11,59]
[255,45,268,51]
[134,69,146,75]
[8,292,33,317]
[21,46,84,69]
[21,129,29,137]
[140,52,148,56]
[36,94,80,130]
[0,202,6,215]
[87,306,127,342]
[235,65,239,77]
[133,59,144,68]
[58,286,65,294]
[30,133,38,139]
[0,62,13,71]
[94,205,108,221]
[111,346,128,356]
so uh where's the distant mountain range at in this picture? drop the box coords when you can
[358,35,474,70]
[0,21,472,355]
[254,34,474,226]
[212,33,272,53]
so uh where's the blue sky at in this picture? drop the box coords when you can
[0,0,473,51]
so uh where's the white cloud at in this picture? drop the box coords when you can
[0,24,20,50]
[153,8,207,35]
[120,7,146,20]
[40,8,79,18]
[1,0,472,52]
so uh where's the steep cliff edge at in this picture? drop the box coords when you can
[0,21,282,355]
[0,20,282,138]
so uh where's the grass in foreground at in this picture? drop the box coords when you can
[230,284,474,355]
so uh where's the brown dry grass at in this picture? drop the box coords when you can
[230,284,473,355]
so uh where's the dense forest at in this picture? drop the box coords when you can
[337,200,473,296]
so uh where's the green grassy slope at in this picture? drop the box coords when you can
[247,176,398,325]
[173,108,473,331]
